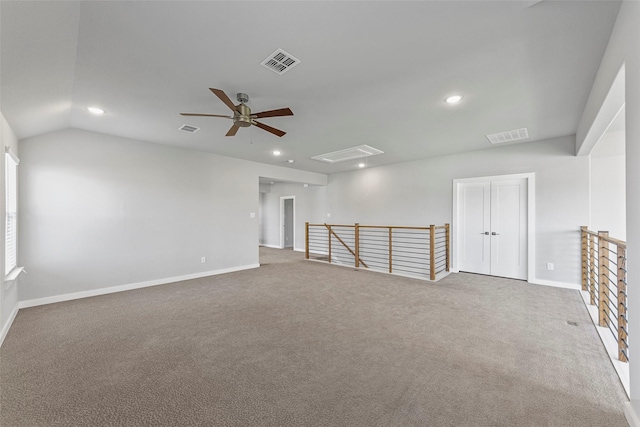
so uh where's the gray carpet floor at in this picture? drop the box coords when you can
[0,247,629,426]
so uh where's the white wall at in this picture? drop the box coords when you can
[590,128,626,239]
[0,112,20,342]
[260,182,327,251]
[576,0,640,413]
[18,128,326,302]
[325,136,589,285]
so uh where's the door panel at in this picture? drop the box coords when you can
[490,179,527,279]
[459,182,491,275]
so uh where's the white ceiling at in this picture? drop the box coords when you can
[0,1,621,174]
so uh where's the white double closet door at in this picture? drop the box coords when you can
[458,177,528,280]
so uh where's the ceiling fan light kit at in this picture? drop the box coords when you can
[180,88,293,137]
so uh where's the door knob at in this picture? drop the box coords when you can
[492,232,500,235]
[481,232,490,235]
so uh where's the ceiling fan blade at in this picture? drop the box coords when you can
[253,120,286,137]
[180,113,232,118]
[252,107,294,119]
[210,88,238,112]
[226,124,240,137]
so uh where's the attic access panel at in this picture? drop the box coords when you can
[311,145,384,164]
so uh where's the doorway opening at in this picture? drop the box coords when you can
[280,196,295,249]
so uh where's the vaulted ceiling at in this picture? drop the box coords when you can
[0,1,621,174]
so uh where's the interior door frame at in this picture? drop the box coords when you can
[452,173,536,282]
[279,196,295,249]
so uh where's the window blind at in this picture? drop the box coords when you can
[5,151,18,275]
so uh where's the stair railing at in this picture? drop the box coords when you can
[581,226,628,362]
[306,222,450,281]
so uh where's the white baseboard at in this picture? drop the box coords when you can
[447,271,580,291]
[0,305,19,348]
[626,402,640,427]
[528,278,580,290]
[260,244,282,249]
[18,264,260,309]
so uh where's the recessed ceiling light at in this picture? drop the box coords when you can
[287,159,294,164]
[445,95,462,104]
[358,163,366,168]
[273,150,281,156]
[87,106,105,114]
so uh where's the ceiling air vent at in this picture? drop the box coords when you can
[486,128,529,144]
[261,49,301,75]
[311,145,384,164]
[179,124,200,134]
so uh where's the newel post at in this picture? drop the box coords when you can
[580,226,588,291]
[327,224,332,264]
[388,227,393,273]
[598,231,610,327]
[618,245,628,362]
[305,222,310,260]
[589,232,597,306]
[355,223,360,268]
[429,225,436,280]
[445,223,450,272]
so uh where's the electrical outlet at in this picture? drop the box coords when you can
[201,257,206,264]
[547,262,554,270]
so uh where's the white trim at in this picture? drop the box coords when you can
[528,279,580,291]
[625,402,640,427]
[18,264,260,309]
[452,172,536,283]
[279,195,295,249]
[293,247,305,253]
[577,64,625,156]
[4,146,19,164]
[4,266,25,285]
[260,244,282,249]
[0,305,19,348]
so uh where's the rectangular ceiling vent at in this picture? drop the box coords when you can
[486,128,529,144]
[261,49,301,75]
[179,124,200,134]
[311,145,384,164]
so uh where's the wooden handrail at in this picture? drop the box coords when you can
[358,225,447,230]
[308,223,448,231]
[581,229,626,247]
[307,223,356,228]
[602,235,627,248]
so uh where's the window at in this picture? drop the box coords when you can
[5,150,19,276]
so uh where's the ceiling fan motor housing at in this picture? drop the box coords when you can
[234,103,252,127]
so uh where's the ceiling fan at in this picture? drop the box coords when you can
[180,88,293,137]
